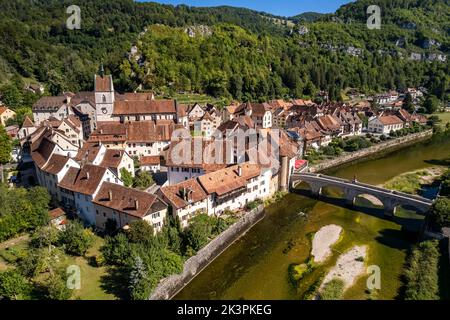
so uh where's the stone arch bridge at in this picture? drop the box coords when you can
[291,173,433,216]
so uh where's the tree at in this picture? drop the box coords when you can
[403,93,415,113]
[0,270,31,300]
[101,233,132,266]
[120,168,133,187]
[126,220,155,244]
[423,95,439,114]
[128,256,151,300]
[0,125,12,165]
[183,214,215,252]
[30,225,59,248]
[430,197,450,228]
[0,84,22,108]
[59,220,94,256]
[133,171,154,190]
[44,272,72,300]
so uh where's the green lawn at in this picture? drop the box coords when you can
[67,236,118,300]
[436,112,450,126]
[0,234,119,300]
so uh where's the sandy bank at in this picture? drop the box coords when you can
[321,245,368,292]
[311,225,343,263]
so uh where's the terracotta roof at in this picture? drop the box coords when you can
[116,92,154,101]
[59,164,108,195]
[317,114,342,132]
[140,156,161,166]
[165,138,228,172]
[22,116,35,128]
[249,103,271,117]
[159,178,208,210]
[31,137,56,169]
[0,106,13,115]
[100,149,126,169]
[94,182,166,218]
[42,154,70,175]
[74,142,103,162]
[71,91,95,106]
[113,100,176,116]
[95,75,113,92]
[378,115,403,125]
[49,208,66,220]
[198,162,261,196]
[226,103,246,115]
[32,96,68,111]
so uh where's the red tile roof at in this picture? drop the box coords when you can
[159,178,208,210]
[49,208,66,220]
[113,100,176,116]
[95,75,113,92]
[59,164,108,195]
[140,156,161,166]
[94,182,166,218]
[378,115,403,125]
[42,154,70,175]
[198,163,261,196]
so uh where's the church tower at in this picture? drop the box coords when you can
[94,64,115,123]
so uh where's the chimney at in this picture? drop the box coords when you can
[108,190,113,201]
[237,165,242,177]
[86,172,90,180]
[135,199,139,210]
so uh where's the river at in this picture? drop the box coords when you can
[175,133,450,300]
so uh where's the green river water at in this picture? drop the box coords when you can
[175,134,450,300]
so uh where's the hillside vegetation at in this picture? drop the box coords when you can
[0,0,448,103]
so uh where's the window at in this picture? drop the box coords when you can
[102,95,106,103]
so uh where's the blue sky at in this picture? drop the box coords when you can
[143,0,354,17]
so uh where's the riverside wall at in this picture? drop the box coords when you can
[149,205,265,300]
[309,130,433,173]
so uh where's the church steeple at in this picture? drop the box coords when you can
[99,64,105,78]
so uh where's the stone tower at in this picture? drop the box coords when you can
[94,64,115,123]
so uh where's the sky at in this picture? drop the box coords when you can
[143,0,354,17]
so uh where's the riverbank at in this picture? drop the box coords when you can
[310,130,433,173]
[312,225,342,263]
[175,133,450,300]
[383,167,446,195]
[150,205,265,300]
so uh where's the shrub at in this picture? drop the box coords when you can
[44,272,72,300]
[404,240,440,300]
[320,278,345,300]
[429,198,450,228]
[0,270,31,300]
[59,220,94,256]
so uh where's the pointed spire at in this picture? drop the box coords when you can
[99,64,105,78]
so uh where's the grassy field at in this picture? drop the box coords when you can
[437,112,450,126]
[67,236,118,300]
[0,234,119,300]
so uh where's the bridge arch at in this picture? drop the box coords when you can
[353,193,385,208]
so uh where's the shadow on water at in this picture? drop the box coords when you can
[424,158,450,166]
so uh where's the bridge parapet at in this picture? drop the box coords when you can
[290,172,433,215]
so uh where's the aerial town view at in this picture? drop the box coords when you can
[0,0,449,313]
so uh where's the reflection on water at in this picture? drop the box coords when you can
[175,134,450,300]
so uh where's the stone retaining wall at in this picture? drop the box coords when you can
[149,205,266,300]
[310,130,433,173]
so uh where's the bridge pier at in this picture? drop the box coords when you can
[310,184,322,197]
[383,200,397,218]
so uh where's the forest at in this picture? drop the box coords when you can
[0,0,448,103]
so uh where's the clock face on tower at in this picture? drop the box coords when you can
[101,108,108,114]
